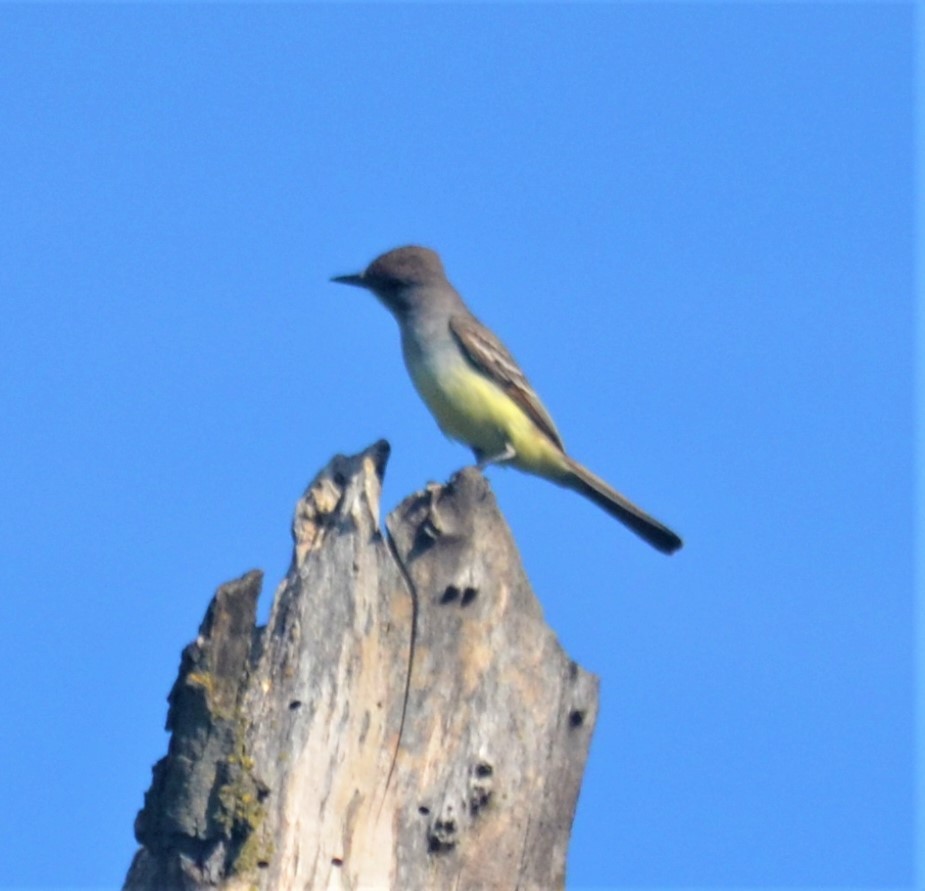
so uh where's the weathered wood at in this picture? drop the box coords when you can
[124,441,599,891]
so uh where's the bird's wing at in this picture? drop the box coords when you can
[449,313,565,451]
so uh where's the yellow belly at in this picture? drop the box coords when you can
[409,357,568,479]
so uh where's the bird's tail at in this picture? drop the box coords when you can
[561,456,683,555]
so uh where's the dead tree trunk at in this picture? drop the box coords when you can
[124,441,599,891]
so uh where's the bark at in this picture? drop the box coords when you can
[124,441,599,891]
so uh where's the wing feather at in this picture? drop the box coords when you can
[449,314,565,451]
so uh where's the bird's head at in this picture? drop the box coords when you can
[331,245,447,316]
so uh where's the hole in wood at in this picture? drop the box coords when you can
[469,761,494,815]
[569,709,585,728]
[421,516,441,540]
[460,586,478,606]
[440,585,459,604]
[427,819,458,854]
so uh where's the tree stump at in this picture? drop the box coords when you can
[124,441,599,891]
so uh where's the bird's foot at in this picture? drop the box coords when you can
[474,442,516,469]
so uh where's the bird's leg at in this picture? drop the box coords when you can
[474,442,517,469]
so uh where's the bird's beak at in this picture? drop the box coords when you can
[330,272,368,288]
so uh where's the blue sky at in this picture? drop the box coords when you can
[0,4,914,889]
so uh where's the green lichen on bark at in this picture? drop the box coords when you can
[211,704,273,875]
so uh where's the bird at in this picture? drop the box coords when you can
[331,246,682,554]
